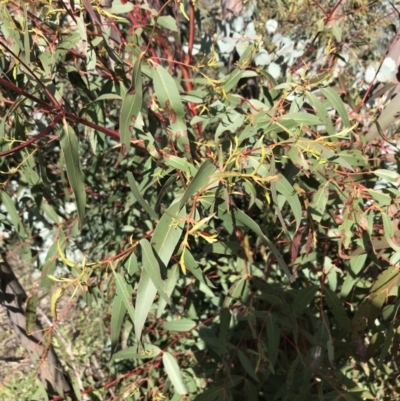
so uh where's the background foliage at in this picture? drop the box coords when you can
[0,0,400,400]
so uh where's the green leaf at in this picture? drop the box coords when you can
[237,350,259,382]
[293,285,319,314]
[305,91,335,136]
[183,249,215,293]
[0,190,27,239]
[280,112,321,126]
[340,254,367,298]
[194,387,223,401]
[157,264,179,318]
[134,269,157,342]
[378,299,400,367]
[275,174,302,231]
[373,169,400,182]
[324,287,351,333]
[309,183,329,223]
[111,344,161,361]
[370,267,400,323]
[112,270,135,325]
[152,63,188,142]
[164,155,198,176]
[152,201,186,265]
[320,87,350,127]
[311,142,354,171]
[140,239,170,304]
[163,352,188,395]
[127,172,158,220]
[157,15,178,32]
[365,97,400,142]
[164,318,197,332]
[223,276,249,308]
[119,59,142,161]
[111,292,126,354]
[382,212,400,252]
[60,123,86,227]
[234,209,295,282]
[266,313,280,372]
[179,160,217,208]
[223,68,244,92]
[108,0,134,13]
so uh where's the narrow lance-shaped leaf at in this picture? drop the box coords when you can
[162,352,188,395]
[152,63,189,154]
[309,183,329,223]
[324,287,352,333]
[382,212,400,253]
[140,239,170,304]
[110,293,126,354]
[111,269,135,324]
[127,171,158,220]
[0,190,27,239]
[320,86,350,127]
[305,91,335,136]
[234,209,295,282]
[275,174,302,232]
[135,270,157,343]
[179,160,217,208]
[60,121,86,227]
[237,350,259,382]
[293,285,319,314]
[378,299,400,367]
[134,202,186,341]
[157,263,179,318]
[266,313,280,372]
[119,59,142,161]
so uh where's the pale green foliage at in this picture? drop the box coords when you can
[0,1,399,400]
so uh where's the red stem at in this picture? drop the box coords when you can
[0,113,64,157]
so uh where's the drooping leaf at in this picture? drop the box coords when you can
[152,201,186,265]
[162,352,188,395]
[324,287,351,333]
[320,86,350,127]
[237,350,259,382]
[382,212,400,253]
[223,68,244,92]
[234,209,295,282]
[112,270,135,324]
[305,91,335,136]
[127,171,158,220]
[111,292,126,354]
[119,59,142,161]
[275,173,302,232]
[378,299,400,367]
[293,285,319,314]
[140,239,170,304]
[152,63,188,142]
[134,269,157,342]
[157,263,179,318]
[179,160,217,208]
[266,313,280,372]
[0,190,27,239]
[309,183,329,223]
[60,121,86,227]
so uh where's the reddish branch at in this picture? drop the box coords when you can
[0,112,64,157]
